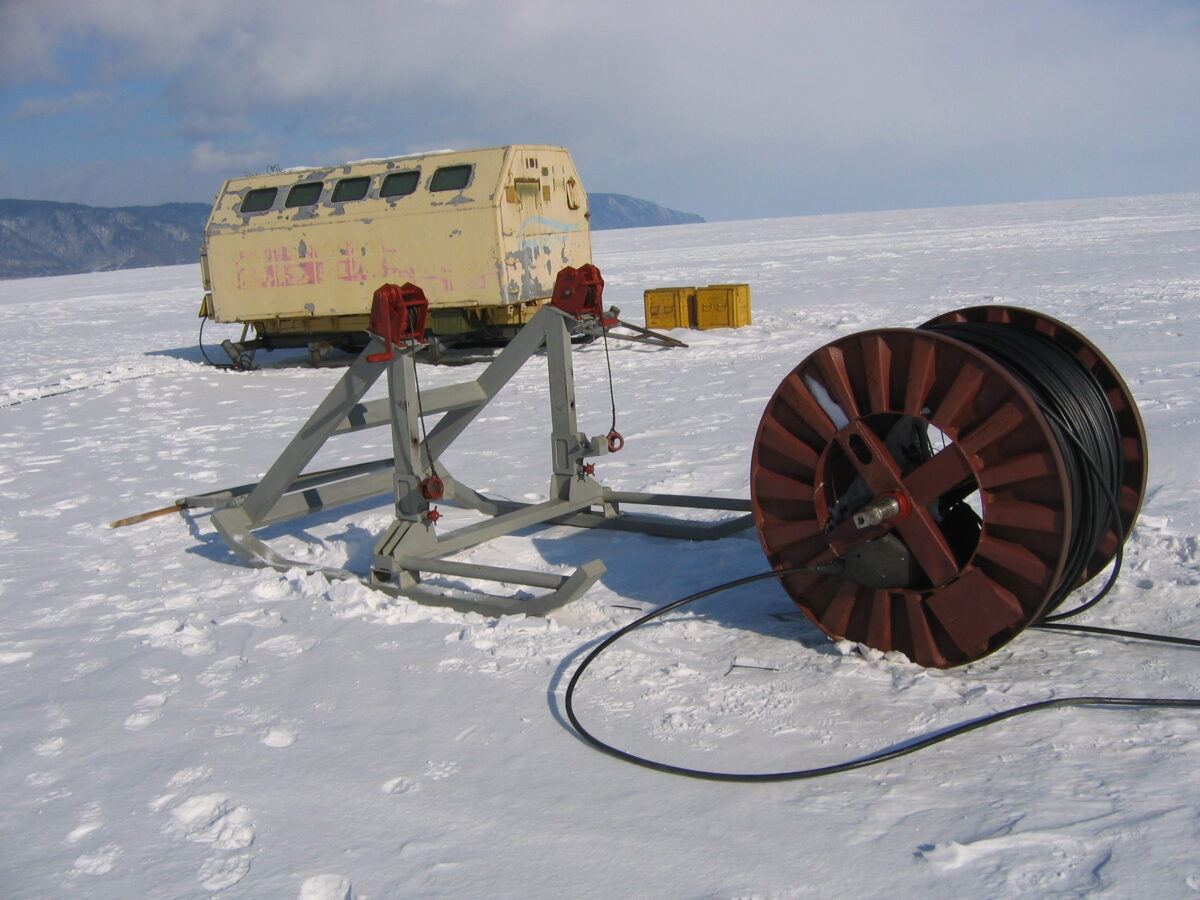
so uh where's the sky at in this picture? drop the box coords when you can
[1,0,1198,222]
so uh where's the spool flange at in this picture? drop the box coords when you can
[750,306,1146,667]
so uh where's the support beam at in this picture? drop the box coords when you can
[187,274,751,617]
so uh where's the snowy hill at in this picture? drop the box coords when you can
[587,193,705,229]
[1,193,1199,897]
[0,199,209,279]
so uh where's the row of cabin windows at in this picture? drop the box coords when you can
[238,164,473,215]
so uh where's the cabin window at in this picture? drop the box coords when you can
[331,176,370,203]
[240,187,277,214]
[285,181,324,207]
[429,164,473,192]
[380,170,420,198]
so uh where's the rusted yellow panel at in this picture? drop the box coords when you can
[202,145,592,335]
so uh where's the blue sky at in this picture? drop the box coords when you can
[1,0,1198,221]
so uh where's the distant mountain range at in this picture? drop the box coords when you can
[588,194,704,231]
[0,194,704,279]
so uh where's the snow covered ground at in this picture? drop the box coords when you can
[2,193,1199,898]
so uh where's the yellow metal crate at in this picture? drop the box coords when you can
[695,284,751,330]
[643,287,695,330]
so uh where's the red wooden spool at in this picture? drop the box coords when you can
[750,307,1147,667]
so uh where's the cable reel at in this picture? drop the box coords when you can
[750,306,1147,667]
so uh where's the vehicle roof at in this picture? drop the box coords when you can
[217,144,572,191]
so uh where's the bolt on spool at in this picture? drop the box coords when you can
[750,306,1147,668]
[852,493,909,530]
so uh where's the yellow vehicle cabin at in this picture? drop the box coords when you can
[199,145,592,358]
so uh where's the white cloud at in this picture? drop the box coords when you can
[5,0,1200,217]
[0,0,63,87]
[188,140,278,174]
[12,90,109,120]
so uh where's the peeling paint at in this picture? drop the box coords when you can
[203,145,591,327]
[521,215,581,233]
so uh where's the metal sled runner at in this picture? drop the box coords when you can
[184,267,751,616]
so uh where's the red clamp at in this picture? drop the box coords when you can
[367,282,429,362]
[550,265,618,326]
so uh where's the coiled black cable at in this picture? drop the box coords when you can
[923,321,1124,619]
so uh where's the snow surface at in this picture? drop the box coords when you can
[2,193,1199,898]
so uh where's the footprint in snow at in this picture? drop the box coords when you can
[255,634,315,658]
[299,873,356,900]
[423,761,459,781]
[260,726,296,748]
[140,665,182,686]
[198,853,253,892]
[66,801,105,845]
[162,792,256,891]
[197,655,250,688]
[72,844,121,876]
[127,617,216,657]
[165,793,255,850]
[916,830,1107,892]
[124,693,169,731]
[380,776,418,795]
[33,735,65,757]
[63,658,107,681]
[67,820,104,844]
[168,765,213,789]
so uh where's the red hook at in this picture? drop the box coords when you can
[606,430,624,453]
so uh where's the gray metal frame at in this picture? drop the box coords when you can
[184,305,751,616]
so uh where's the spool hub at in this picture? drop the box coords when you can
[750,306,1147,667]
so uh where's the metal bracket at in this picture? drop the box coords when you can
[184,277,751,617]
